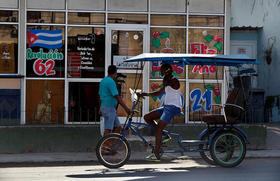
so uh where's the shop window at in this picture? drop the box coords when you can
[188,28,224,79]
[27,0,65,10]
[68,82,100,123]
[67,27,105,78]
[150,0,186,13]
[149,81,185,123]
[188,28,224,54]
[0,11,18,22]
[27,11,65,24]
[26,80,64,124]
[189,0,224,14]
[150,14,186,26]
[189,16,224,27]
[115,73,142,117]
[108,14,147,24]
[26,26,65,78]
[0,0,18,8]
[68,13,105,25]
[150,28,186,54]
[189,83,222,122]
[68,0,105,11]
[107,0,148,12]
[0,25,18,74]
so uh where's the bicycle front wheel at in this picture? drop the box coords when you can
[96,133,131,169]
[210,130,246,167]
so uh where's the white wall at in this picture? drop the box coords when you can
[231,0,280,96]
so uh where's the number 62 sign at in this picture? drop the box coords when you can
[33,59,55,76]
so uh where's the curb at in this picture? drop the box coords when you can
[0,150,279,164]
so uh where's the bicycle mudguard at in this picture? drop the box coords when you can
[208,126,249,145]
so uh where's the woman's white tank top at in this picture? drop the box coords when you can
[164,86,183,109]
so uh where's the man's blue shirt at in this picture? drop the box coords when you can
[99,76,118,107]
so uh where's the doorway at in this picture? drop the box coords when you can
[106,25,149,123]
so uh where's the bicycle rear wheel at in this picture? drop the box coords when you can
[210,130,246,167]
[96,133,131,169]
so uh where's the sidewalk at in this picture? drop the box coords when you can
[0,123,279,164]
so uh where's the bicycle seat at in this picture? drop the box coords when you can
[202,88,245,124]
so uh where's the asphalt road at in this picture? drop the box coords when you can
[0,158,279,181]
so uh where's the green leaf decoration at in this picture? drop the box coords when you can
[214,42,222,52]
[159,71,162,77]
[159,84,164,89]
[203,35,213,42]
[151,71,156,77]
[151,96,158,101]
[214,96,221,104]
[152,38,161,48]
[173,72,179,76]
[205,85,214,90]
[160,32,169,38]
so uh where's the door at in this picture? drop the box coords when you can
[230,40,257,88]
[106,25,149,123]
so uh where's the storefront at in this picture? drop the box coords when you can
[0,0,229,125]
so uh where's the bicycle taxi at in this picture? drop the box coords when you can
[96,53,258,169]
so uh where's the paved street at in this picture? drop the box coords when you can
[0,158,279,181]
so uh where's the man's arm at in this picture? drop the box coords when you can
[114,95,131,115]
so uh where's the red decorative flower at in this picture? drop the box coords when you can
[153,32,160,38]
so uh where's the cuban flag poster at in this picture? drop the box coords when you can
[27,29,63,49]
[26,29,64,77]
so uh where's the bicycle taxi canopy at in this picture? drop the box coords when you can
[124,53,258,66]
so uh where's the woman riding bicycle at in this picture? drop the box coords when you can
[138,63,183,161]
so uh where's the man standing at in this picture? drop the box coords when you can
[99,65,131,136]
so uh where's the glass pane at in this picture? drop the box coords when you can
[189,83,222,122]
[188,29,224,54]
[0,0,18,8]
[26,26,65,78]
[150,61,185,79]
[107,0,147,12]
[0,25,18,74]
[189,16,224,27]
[0,88,20,126]
[189,0,224,14]
[116,73,142,117]
[188,29,224,79]
[151,14,186,26]
[26,80,64,124]
[27,11,65,24]
[0,11,18,22]
[150,28,186,54]
[150,0,186,13]
[67,27,105,78]
[68,0,105,11]
[149,81,185,123]
[68,13,105,25]
[111,30,143,69]
[69,82,100,123]
[108,14,147,24]
[27,0,65,9]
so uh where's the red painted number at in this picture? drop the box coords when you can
[33,59,56,76]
